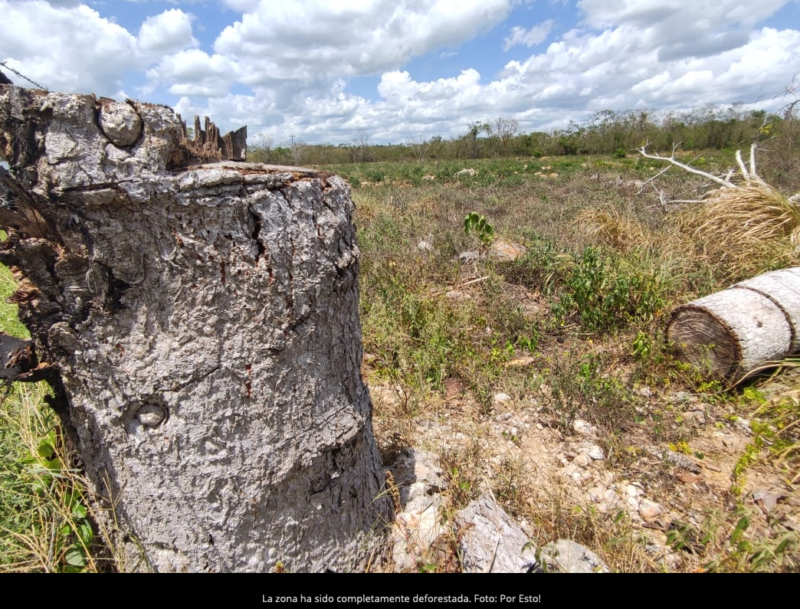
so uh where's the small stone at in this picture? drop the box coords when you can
[638,386,654,398]
[458,250,481,264]
[488,239,527,262]
[445,290,471,301]
[683,410,706,425]
[753,489,784,515]
[627,485,643,498]
[572,419,597,437]
[493,392,512,404]
[135,403,167,428]
[98,101,142,147]
[539,540,610,573]
[562,464,578,477]
[505,357,535,368]
[735,417,753,435]
[417,240,433,252]
[456,494,539,573]
[587,445,604,461]
[639,499,663,520]
[574,453,591,467]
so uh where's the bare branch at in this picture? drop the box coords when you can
[735,149,749,180]
[749,143,760,181]
[636,163,672,196]
[638,145,737,188]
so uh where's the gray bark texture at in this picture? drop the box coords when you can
[666,267,800,379]
[0,85,390,572]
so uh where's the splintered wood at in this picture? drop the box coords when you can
[176,113,247,163]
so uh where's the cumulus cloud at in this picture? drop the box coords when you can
[138,9,198,54]
[1,0,798,146]
[503,20,554,51]
[0,1,197,96]
[211,0,512,90]
[578,0,789,60]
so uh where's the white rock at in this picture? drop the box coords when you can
[456,494,539,573]
[539,540,610,573]
[639,499,663,521]
[627,485,643,498]
[587,445,604,461]
[493,392,512,404]
[98,100,142,147]
[573,419,597,437]
[574,453,592,467]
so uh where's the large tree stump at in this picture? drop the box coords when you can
[666,267,800,379]
[0,85,390,572]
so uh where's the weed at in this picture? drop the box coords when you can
[464,212,495,246]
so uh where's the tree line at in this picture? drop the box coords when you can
[247,104,797,166]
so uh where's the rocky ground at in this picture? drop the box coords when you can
[369,375,800,572]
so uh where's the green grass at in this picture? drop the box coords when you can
[0,258,107,572]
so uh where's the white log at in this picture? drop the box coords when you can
[667,267,800,379]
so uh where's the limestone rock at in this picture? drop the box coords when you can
[388,449,447,571]
[488,239,527,262]
[456,494,539,573]
[539,539,610,573]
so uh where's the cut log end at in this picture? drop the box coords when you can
[666,269,800,380]
[666,307,741,378]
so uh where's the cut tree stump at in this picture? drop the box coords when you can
[0,85,390,572]
[666,267,800,379]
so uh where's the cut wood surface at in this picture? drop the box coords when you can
[667,267,800,379]
[0,85,389,572]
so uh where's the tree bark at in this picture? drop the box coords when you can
[666,267,800,379]
[0,85,390,572]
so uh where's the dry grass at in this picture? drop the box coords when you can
[576,204,652,253]
[677,181,800,283]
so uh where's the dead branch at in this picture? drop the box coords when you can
[638,144,737,189]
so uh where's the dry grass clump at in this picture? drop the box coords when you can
[575,205,651,253]
[677,181,800,282]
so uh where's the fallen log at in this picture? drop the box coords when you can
[666,267,800,379]
[0,84,390,572]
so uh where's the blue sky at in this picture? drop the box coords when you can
[2,0,800,145]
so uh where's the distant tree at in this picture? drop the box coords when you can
[288,134,307,166]
[350,131,371,163]
[408,138,429,162]
[248,133,274,163]
[490,118,519,154]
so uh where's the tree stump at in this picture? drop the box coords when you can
[0,86,390,572]
[666,267,800,379]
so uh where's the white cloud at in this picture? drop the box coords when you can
[147,49,238,97]
[578,0,790,60]
[2,0,798,147]
[0,1,198,96]
[138,9,198,54]
[212,0,512,90]
[503,20,554,51]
